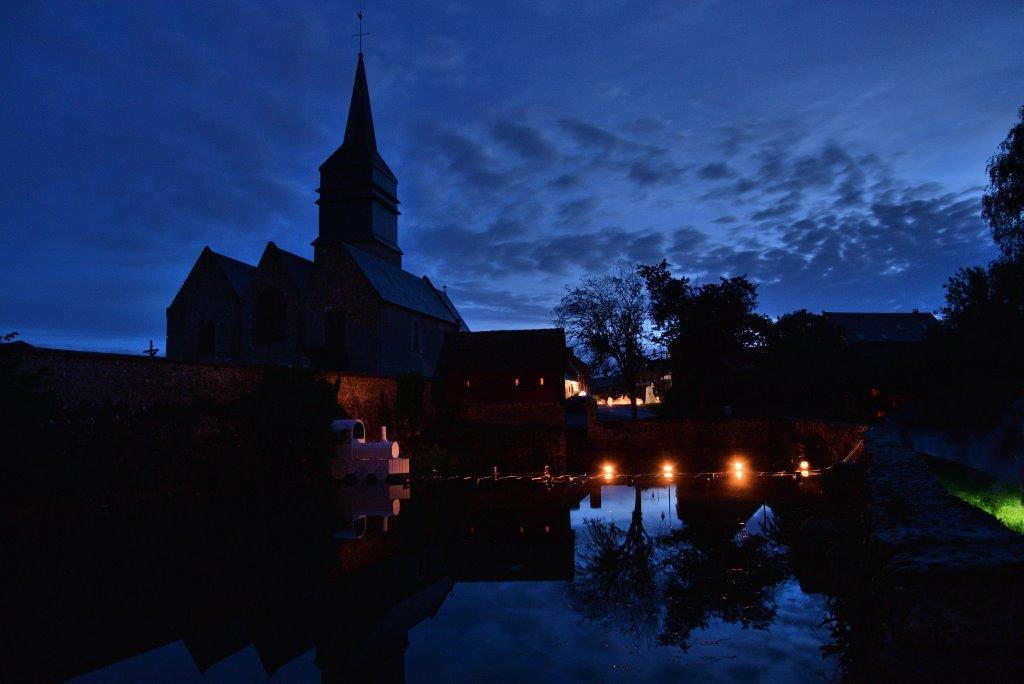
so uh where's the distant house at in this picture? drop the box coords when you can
[166,53,466,375]
[437,329,587,414]
[822,311,939,346]
[823,310,941,410]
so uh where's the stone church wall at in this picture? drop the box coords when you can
[3,344,401,437]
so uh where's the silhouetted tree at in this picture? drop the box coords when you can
[983,105,1024,262]
[554,267,649,420]
[759,310,851,417]
[931,107,1024,428]
[639,261,769,416]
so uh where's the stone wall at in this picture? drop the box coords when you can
[863,428,1024,676]
[452,401,566,428]
[2,344,402,438]
[585,416,865,469]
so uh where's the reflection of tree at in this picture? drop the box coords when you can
[570,487,792,652]
[658,531,788,651]
[570,487,660,642]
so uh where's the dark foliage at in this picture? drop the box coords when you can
[395,372,428,435]
[639,261,771,416]
[983,105,1024,262]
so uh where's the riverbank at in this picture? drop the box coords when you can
[863,428,1024,677]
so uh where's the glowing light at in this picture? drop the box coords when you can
[514,377,520,386]
[579,390,587,397]
[602,463,615,481]
[800,468,810,478]
[662,463,674,478]
[732,459,746,480]
[539,377,545,386]
[799,460,810,471]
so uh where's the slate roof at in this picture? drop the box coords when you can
[208,249,257,298]
[272,245,314,294]
[343,243,460,324]
[823,311,939,344]
[434,286,470,331]
[437,329,571,375]
[320,53,396,182]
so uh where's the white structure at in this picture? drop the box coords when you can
[330,419,409,481]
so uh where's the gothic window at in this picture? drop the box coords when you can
[197,320,215,358]
[325,308,349,369]
[411,319,421,354]
[253,288,286,345]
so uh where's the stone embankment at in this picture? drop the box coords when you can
[864,428,1024,676]
[585,416,865,468]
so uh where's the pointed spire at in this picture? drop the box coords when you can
[342,53,377,151]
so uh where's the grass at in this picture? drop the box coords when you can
[930,457,1024,535]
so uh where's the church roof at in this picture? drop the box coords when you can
[437,329,571,375]
[343,243,460,324]
[208,248,256,298]
[271,244,314,294]
[822,311,938,343]
[320,53,396,182]
[433,284,470,331]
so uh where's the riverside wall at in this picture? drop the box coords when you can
[863,428,1024,676]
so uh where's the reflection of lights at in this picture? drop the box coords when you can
[602,463,615,481]
[800,468,810,478]
[662,463,674,478]
[544,524,550,534]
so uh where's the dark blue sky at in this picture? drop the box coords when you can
[2,1,1021,352]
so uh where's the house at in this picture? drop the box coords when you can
[166,52,466,375]
[822,310,939,346]
[437,328,586,404]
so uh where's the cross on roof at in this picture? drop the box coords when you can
[352,10,371,54]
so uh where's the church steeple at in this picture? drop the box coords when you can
[316,52,402,266]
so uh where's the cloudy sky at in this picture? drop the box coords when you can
[2,1,1022,352]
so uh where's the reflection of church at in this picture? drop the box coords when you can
[166,52,466,375]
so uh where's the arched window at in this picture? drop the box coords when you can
[197,320,215,358]
[253,288,286,345]
[324,308,349,369]
[411,319,421,353]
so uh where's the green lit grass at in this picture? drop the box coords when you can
[930,457,1024,535]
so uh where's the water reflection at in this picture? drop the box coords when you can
[9,477,842,681]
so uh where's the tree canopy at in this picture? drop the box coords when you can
[553,266,649,418]
[982,105,1024,262]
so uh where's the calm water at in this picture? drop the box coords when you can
[28,477,841,682]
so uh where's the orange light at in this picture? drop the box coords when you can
[539,377,545,386]
[602,463,615,480]
[662,463,674,478]
[799,460,810,471]
[732,459,745,480]
[514,377,520,386]
[800,468,810,478]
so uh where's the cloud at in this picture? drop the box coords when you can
[697,162,736,179]
[491,120,558,161]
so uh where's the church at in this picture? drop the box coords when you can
[166,52,467,376]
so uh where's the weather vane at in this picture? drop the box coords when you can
[353,10,370,54]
